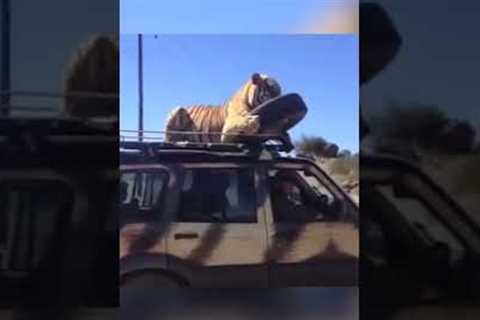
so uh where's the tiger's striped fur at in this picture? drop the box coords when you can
[165,73,281,143]
[63,34,118,119]
[165,104,227,143]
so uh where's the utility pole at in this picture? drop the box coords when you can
[1,0,10,117]
[138,34,143,142]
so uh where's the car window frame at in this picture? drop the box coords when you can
[171,163,263,225]
[120,164,172,224]
[363,165,480,254]
[264,161,359,226]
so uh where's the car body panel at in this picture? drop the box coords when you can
[119,149,359,287]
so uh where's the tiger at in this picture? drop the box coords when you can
[164,73,282,143]
[63,34,119,120]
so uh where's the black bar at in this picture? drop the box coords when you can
[138,34,143,142]
[1,0,10,117]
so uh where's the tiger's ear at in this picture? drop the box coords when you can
[251,73,263,85]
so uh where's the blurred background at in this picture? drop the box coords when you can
[360,1,480,319]
[1,0,118,319]
[361,0,480,227]
[120,288,358,320]
[1,0,118,117]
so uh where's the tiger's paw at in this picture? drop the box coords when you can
[221,114,260,142]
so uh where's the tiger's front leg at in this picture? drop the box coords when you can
[221,114,261,143]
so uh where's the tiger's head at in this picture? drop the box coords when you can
[229,73,282,112]
[222,73,281,142]
[246,73,282,109]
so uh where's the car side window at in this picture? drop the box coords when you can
[0,180,73,271]
[268,168,348,224]
[120,170,168,223]
[176,168,257,223]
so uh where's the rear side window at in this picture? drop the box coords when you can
[120,170,169,223]
[0,180,73,272]
[176,168,257,223]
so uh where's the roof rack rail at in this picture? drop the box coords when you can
[119,130,293,155]
[0,90,118,100]
[0,117,117,137]
[120,141,248,154]
[0,90,118,116]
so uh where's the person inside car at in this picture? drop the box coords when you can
[270,171,324,222]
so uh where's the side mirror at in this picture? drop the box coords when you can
[304,169,315,177]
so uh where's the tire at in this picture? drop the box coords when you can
[121,271,183,289]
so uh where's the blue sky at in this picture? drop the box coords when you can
[120,0,356,34]
[120,34,359,152]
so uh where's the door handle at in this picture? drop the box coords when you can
[275,232,290,236]
[174,232,199,240]
[274,231,297,240]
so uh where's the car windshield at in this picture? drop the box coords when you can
[374,183,466,264]
[366,164,480,263]
[427,173,480,229]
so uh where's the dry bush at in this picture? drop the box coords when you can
[368,103,476,155]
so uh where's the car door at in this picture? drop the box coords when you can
[165,163,269,288]
[265,162,359,287]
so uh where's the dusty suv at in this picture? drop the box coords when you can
[0,117,118,314]
[119,140,359,288]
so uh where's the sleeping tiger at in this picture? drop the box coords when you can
[164,73,282,143]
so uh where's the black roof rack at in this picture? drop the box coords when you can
[0,90,118,115]
[121,141,246,153]
[0,116,117,134]
[119,130,294,157]
[0,117,118,168]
